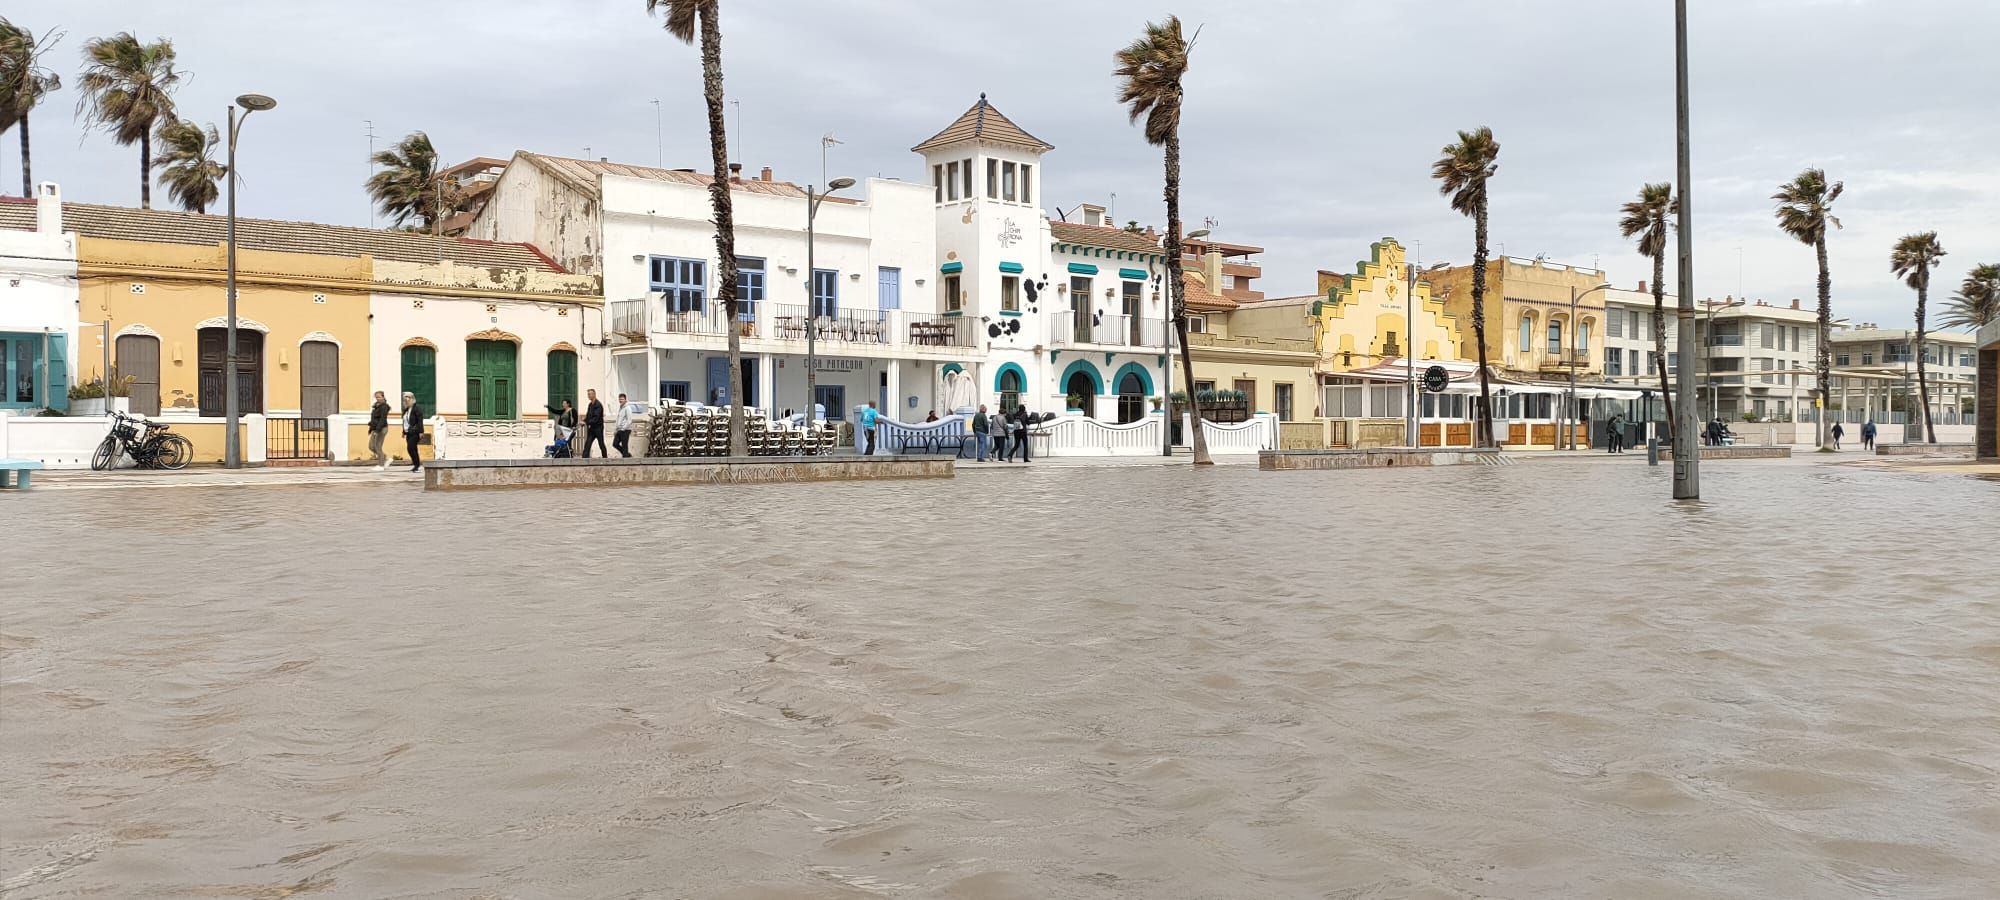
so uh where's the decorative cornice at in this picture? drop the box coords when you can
[466,327,522,344]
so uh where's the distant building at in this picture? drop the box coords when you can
[0,185,79,414]
[1166,248,1317,422]
[1977,320,1998,460]
[1425,256,1609,384]
[1830,324,1978,430]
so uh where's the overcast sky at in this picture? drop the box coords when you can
[9,0,1996,329]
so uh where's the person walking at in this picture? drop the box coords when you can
[1606,412,1626,453]
[1831,421,1845,450]
[990,405,1010,462]
[1861,419,1877,451]
[971,403,991,462]
[861,401,880,455]
[367,390,392,469]
[401,391,425,473]
[613,392,634,458]
[581,389,608,458]
[556,399,578,443]
[1009,404,1032,463]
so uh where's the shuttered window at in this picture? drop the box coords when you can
[116,334,162,415]
[299,341,340,419]
[546,349,577,417]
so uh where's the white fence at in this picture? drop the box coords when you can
[1032,414,1165,457]
[1198,413,1281,455]
[434,418,551,460]
[875,415,970,454]
[0,412,113,469]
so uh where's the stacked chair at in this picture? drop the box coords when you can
[643,402,844,458]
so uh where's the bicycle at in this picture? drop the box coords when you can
[91,411,193,471]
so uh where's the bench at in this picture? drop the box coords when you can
[906,434,972,457]
[0,458,45,490]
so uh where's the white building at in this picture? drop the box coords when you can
[918,95,1169,419]
[0,184,80,413]
[1605,292,1825,422]
[468,152,957,423]
[1830,324,1978,426]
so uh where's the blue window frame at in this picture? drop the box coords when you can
[878,267,900,310]
[1,332,47,408]
[649,256,706,314]
[812,269,839,318]
[735,256,765,321]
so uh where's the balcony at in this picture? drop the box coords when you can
[1538,349,1592,371]
[1051,310,1165,348]
[609,299,648,341]
[769,304,889,345]
[896,311,978,348]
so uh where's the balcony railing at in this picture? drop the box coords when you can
[769,304,889,345]
[1538,349,1592,370]
[654,301,748,337]
[1187,332,1316,353]
[609,299,648,338]
[896,312,978,348]
[1051,310,1164,348]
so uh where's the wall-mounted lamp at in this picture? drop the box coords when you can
[782,266,799,276]
[915,278,926,287]
[1104,288,1115,299]
[632,254,645,263]
[849,272,861,281]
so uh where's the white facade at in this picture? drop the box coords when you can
[1830,325,1978,426]
[0,184,81,413]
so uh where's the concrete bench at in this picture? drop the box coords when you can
[0,458,45,490]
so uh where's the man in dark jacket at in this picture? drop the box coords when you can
[367,391,391,469]
[971,404,990,461]
[1008,405,1032,463]
[402,392,425,473]
[582,389,608,458]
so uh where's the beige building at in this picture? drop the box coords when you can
[1426,256,1608,382]
[1168,247,1318,421]
[1830,324,1979,428]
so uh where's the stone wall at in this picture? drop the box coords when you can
[1657,446,1791,460]
[1259,448,1501,470]
[424,455,952,491]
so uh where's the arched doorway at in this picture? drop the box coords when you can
[998,367,1024,413]
[299,340,340,419]
[1066,370,1096,417]
[466,339,517,420]
[1117,372,1147,423]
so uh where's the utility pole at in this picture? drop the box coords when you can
[1672,0,1701,498]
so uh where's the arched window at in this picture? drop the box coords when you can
[1519,313,1534,353]
[1117,372,1147,423]
[400,344,437,413]
[115,334,162,416]
[1547,320,1563,355]
[299,340,340,419]
[1578,321,1592,353]
[999,367,1024,412]
[546,348,577,416]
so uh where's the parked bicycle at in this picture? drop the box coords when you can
[91,411,193,471]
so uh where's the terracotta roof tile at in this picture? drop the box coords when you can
[0,201,562,271]
[1050,221,1163,256]
[1183,270,1237,311]
[518,152,853,203]
[912,94,1053,153]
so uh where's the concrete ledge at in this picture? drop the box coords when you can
[1259,448,1503,470]
[1875,443,1974,458]
[423,455,953,491]
[1658,446,1791,460]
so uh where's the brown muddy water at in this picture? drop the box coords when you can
[3,461,1998,898]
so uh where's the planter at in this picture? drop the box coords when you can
[67,397,130,417]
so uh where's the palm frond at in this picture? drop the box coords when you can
[0,17,64,132]
[1888,231,1946,290]
[1939,263,2000,330]
[365,130,462,227]
[1617,182,1674,260]
[1113,15,1188,147]
[644,0,709,44]
[75,32,180,146]
[1431,127,1499,218]
[1772,168,1841,246]
[152,118,223,213]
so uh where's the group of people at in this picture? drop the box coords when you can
[364,390,430,472]
[1828,420,1877,451]
[969,403,1037,463]
[553,389,636,458]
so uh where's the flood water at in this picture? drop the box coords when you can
[4,460,1998,898]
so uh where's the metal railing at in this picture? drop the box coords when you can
[267,416,329,460]
[896,311,978,348]
[769,304,889,345]
[1050,310,1164,348]
[610,299,648,337]
[654,301,742,337]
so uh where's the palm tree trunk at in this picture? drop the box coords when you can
[1650,249,1675,443]
[18,112,30,197]
[697,6,746,457]
[1814,235,1833,450]
[139,130,152,209]
[1915,269,1936,443]
[1470,195,1494,448]
[1165,130,1210,465]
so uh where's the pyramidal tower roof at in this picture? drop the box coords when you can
[911,93,1054,154]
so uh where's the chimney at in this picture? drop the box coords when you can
[599,156,609,163]
[35,182,61,235]
[759,166,773,182]
[1202,248,1223,294]
[728,162,743,183]
[1637,279,1647,293]
[1791,298,1800,310]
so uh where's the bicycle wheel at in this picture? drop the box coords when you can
[91,435,119,471]
[158,434,194,470]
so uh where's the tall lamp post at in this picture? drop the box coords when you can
[1166,229,1211,456]
[223,92,277,469]
[1671,0,1700,498]
[1405,260,1449,447]
[1564,282,1613,449]
[803,177,856,423]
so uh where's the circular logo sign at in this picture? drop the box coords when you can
[1423,365,1450,393]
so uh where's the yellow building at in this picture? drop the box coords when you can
[1425,255,1608,381]
[52,203,599,464]
[1169,251,1319,422]
[1311,238,1464,374]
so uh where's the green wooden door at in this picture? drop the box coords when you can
[545,350,577,417]
[400,345,437,413]
[465,340,516,420]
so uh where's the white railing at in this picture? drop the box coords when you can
[1197,412,1280,454]
[609,299,648,337]
[1050,310,1166,348]
[875,415,970,453]
[1029,413,1164,457]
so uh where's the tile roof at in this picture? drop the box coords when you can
[912,94,1053,154]
[1183,270,1237,311]
[1050,221,1163,256]
[0,198,562,271]
[518,152,852,203]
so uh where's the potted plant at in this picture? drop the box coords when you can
[68,369,132,416]
[1065,392,1086,413]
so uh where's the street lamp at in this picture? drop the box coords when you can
[1702,297,1745,422]
[1406,260,1449,447]
[1167,228,1211,456]
[803,176,855,423]
[1564,281,1612,449]
[1671,0,1700,499]
[223,92,277,469]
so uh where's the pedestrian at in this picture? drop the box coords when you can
[1607,412,1626,453]
[1009,404,1032,463]
[990,405,1010,462]
[613,392,634,458]
[556,399,578,443]
[401,391,425,473]
[971,403,991,462]
[1861,419,1876,451]
[861,401,880,455]
[367,390,391,469]
[925,410,940,423]
[1831,421,1845,450]
[581,388,608,458]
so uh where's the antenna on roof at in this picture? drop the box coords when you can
[365,120,376,228]
[821,133,842,188]
[651,100,663,168]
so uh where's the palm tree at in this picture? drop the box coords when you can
[365,131,462,230]
[1115,14,1209,465]
[1432,127,1501,447]
[1772,169,1843,450]
[1889,232,1946,444]
[1617,182,1677,441]
[152,118,223,213]
[1939,263,2000,331]
[646,0,747,457]
[75,32,181,209]
[1,17,63,196]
